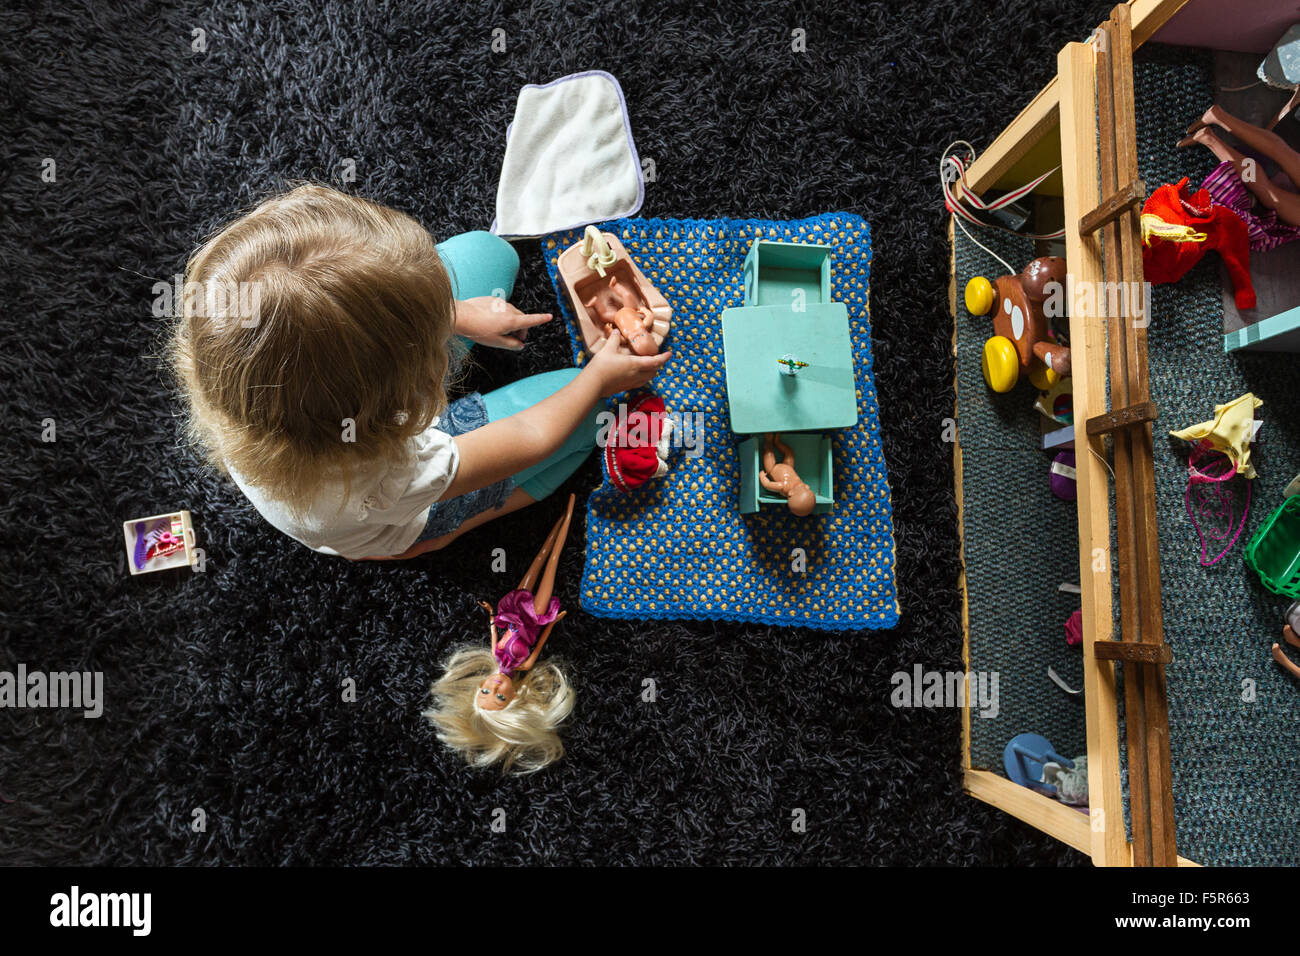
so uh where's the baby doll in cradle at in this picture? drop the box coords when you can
[760,433,816,517]
[425,494,576,773]
[583,274,660,356]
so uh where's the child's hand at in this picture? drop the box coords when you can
[585,330,671,396]
[454,297,552,350]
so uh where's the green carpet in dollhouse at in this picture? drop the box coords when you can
[542,215,899,632]
[953,230,1088,777]
[1132,46,1300,867]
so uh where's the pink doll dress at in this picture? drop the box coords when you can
[492,588,561,675]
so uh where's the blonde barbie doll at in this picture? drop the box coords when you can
[425,494,576,772]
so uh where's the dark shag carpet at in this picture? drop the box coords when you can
[0,0,1119,865]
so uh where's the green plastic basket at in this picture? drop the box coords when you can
[1244,495,1300,599]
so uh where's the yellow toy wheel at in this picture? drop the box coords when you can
[982,336,1020,393]
[964,276,995,316]
[1028,364,1060,391]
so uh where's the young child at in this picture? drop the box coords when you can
[171,184,669,558]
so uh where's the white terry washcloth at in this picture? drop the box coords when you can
[493,70,644,238]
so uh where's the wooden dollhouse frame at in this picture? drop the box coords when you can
[949,0,1203,867]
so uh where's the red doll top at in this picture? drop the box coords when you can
[1141,178,1256,310]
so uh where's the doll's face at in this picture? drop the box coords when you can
[478,672,516,710]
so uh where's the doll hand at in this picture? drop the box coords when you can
[478,600,494,614]
[455,297,552,350]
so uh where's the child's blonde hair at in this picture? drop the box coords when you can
[170,183,455,511]
[425,647,575,773]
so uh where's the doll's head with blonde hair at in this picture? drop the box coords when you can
[425,647,575,773]
[169,182,455,513]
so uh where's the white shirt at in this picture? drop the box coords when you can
[229,423,460,559]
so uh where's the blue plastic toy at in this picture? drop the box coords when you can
[1004,733,1074,797]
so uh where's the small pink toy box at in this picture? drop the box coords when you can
[123,510,197,575]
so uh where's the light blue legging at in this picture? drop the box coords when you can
[436,230,521,302]
[436,231,599,501]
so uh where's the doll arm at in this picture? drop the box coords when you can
[1272,643,1300,680]
[479,601,498,648]
[519,612,566,671]
[758,471,783,493]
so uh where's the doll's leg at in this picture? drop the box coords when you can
[517,508,568,593]
[1272,642,1300,680]
[1198,105,1300,188]
[1183,128,1300,227]
[1284,624,1300,650]
[531,494,574,615]
[772,434,796,467]
[761,434,779,475]
[1269,88,1300,131]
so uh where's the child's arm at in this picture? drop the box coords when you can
[455,297,553,351]
[443,332,670,499]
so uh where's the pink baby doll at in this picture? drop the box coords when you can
[760,433,816,517]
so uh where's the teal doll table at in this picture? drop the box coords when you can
[721,248,859,515]
[720,302,858,435]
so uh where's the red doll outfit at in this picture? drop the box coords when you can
[1140,178,1256,310]
[604,392,671,493]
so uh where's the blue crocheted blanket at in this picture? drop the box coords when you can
[543,214,899,631]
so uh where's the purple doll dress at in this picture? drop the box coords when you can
[492,588,561,675]
[1202,160,1300,253]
